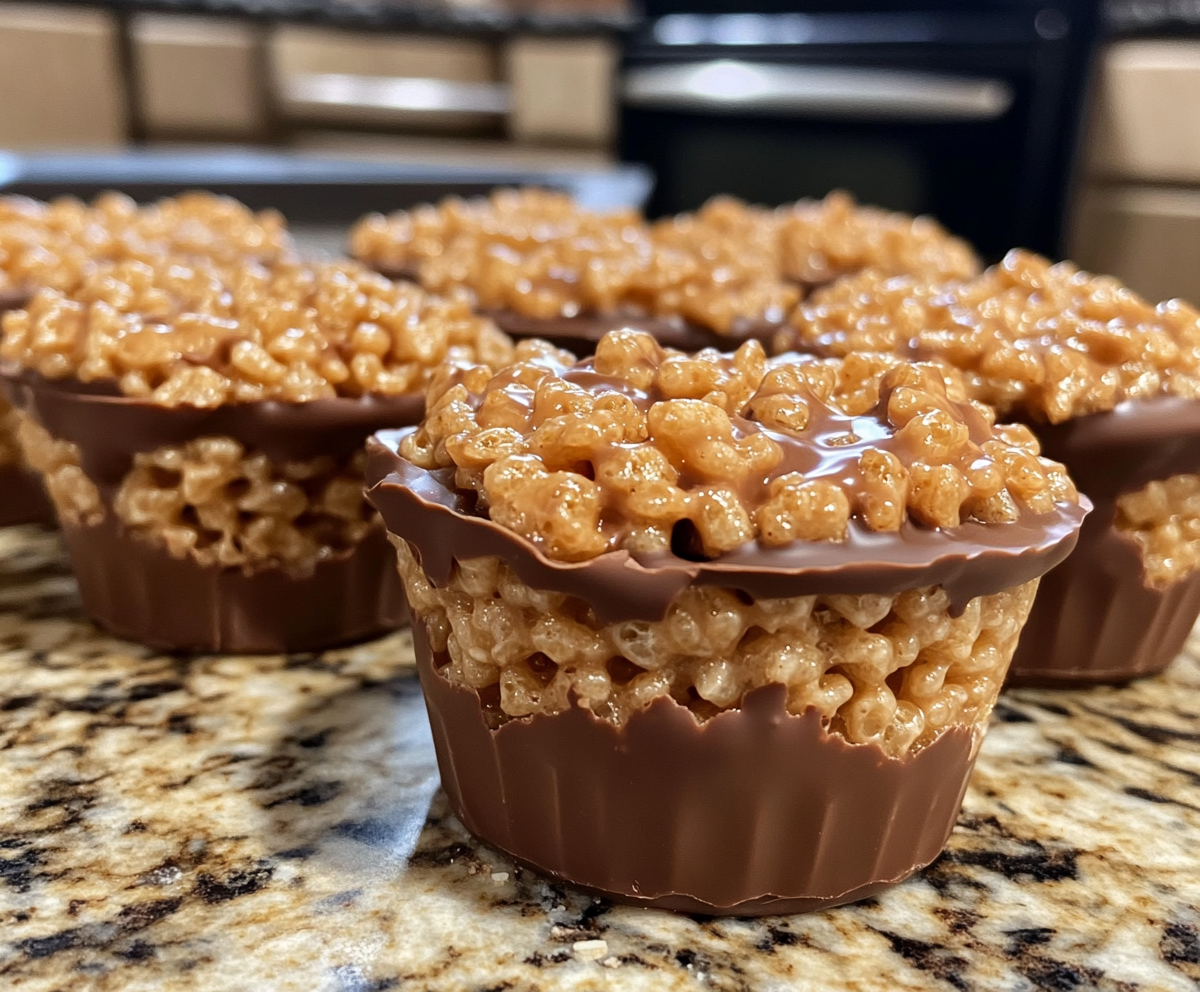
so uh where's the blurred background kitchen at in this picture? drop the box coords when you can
[0,0,1196,302]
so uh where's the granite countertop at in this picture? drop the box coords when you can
[1,525,1199,991]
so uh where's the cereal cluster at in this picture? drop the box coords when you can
[1116,473,1200,588]
[15,413,377,574]
[400,329,1078,562]
[15,416,102,526]
[115,439,374,575]
[792,250,1200,423]
[775,191,981,286]
[352,189,800,335]
[0,191,293,296]
[1,256,514,406]
[397,539,1038,756]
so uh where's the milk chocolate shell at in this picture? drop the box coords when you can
[1008,397,1200,686]
[414,623,976,915]
[2,367,421,653]
[0,463,53,527]
[367,433,1086,914]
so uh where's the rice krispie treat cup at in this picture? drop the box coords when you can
[366,330,1086,914]
[790,250,1200,685]
[0,191,294,529]
[0,255,514,653]
[351,189,799,356]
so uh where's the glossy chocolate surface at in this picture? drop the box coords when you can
[367,430,1086,623]
[414,622,977,915]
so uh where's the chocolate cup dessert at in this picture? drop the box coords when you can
[3,367,420,653]
[1008,397,1200,686]
[368,435,1086,915]
[0,463,53,527]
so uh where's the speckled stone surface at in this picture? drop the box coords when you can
[1,525,1199,992]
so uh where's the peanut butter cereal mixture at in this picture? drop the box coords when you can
[352,189,799,335]
[115,440,374,575]
[397,539,1037,756]
[400,329,1077,562]
[776,190,981,286]
[15,416,102,526]
[0,191,293,297]
[1116,473,1200,588]
[1,256,514,406]
[15,413,376,575]
[791,249,1200,423]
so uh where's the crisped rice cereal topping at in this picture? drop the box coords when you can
[775,190,981,286]
[791,249,1200,423]
[0,191,293,296]
[400,329,1078,562]
[352,189,800,335]
[1,256,515,406]
[397,538,1038,755]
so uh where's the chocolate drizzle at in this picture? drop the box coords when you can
[367,430,1087,623]
[414,621,978,915]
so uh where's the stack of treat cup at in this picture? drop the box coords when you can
[367,330,1087,913]
[788,248,1200,685]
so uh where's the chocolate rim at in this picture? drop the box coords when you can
[414,621,979,915]
[366,428,1088,623]
[62,514,406,653]
[1,365,424,488]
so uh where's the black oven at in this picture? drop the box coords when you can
[619,1,1101,260]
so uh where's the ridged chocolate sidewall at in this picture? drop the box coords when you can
[0,464,54,528]
[412,622,979,915]
[1007,499,1200,686]
[63,515,407,653]
[1008,398,1200,686]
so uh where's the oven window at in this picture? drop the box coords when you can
[663,122,926,215]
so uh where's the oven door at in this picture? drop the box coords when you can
[619,6,1099,260]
